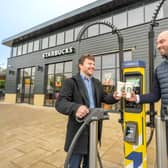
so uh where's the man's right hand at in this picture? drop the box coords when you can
[125,91,137,102]
[76,105,89,118]
[113,91,122,100]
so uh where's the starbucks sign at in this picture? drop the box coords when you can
[42,47,75,58]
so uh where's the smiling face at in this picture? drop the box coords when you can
[79,56,95,77]
[157,31,168,57]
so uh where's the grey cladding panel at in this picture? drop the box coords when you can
[5,18,168,94]
[78,34,119,56]
[5,73,17,93]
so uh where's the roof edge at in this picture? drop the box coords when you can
[2,0,112,46]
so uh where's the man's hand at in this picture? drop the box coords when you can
[125,91,137,102]
[113,91,122,100]
[76,105,89,118]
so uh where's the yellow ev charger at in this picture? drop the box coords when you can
[122,60,147,168]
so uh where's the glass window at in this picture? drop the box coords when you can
[65,61,72,72]
[45,61,72,106]
[42,37,49,49]
[12,47,17,57]
[128,7,144,27]
[88,24,99,37]
[47,75,54,92]
[102,68,116,99]
[102,54,116,68]
[55,75,63,91]
[102,69,116,84]
[95,56,101,69]
[45,74,55,105]
[34,40,40,51]
[57,32,64,45]
[28,41,33,53]
[55,63,63,73]
[75,26,83,40]
[65,29,74,43]
[49,34,56,47]
[24,68,31,77]
[100,17,112,34]
[94,70,101,80]
[113,12,127,29]
[48,64,55,74]
[32,67,35,76]
[22,43,27,54]
[158,6,164,19]
[145,2,164,22]
[17,45,22,56]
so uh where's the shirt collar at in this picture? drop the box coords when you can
[80,72,92,80]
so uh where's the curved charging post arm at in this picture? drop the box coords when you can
[64,108,110,168]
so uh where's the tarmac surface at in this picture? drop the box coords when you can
[0,102,156,168]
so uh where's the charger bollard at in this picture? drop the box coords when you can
[89,109,110,168]
[122,60,147,168]
[89,119,98,168]
[64,108,110,168]
[155,106,168,168]
[155,116,168,168]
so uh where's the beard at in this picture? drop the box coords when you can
[160,48,168,59]
[162,54,168,59]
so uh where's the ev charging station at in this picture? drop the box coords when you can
[122,60,147,168]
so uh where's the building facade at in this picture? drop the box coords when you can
[2,0,168,106]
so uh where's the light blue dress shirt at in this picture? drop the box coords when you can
[80,73,95,108]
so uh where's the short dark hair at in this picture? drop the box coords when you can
[78,54,95,65]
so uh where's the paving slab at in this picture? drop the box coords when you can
[0,102,156,168]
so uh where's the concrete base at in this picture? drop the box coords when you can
[155,100,161,115]
[5,93,16,104]
[34,94,45,106]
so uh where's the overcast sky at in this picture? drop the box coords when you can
[0,0,97,68]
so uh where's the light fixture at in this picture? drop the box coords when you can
[37,65,43,72]
[8,70,15,75]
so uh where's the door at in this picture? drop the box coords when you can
[16,67,35,104]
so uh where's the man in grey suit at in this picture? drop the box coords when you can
[55,54,120,168]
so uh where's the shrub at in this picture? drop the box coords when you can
[0,80,5,89]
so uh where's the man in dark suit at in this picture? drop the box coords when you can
[55,54,120,168]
